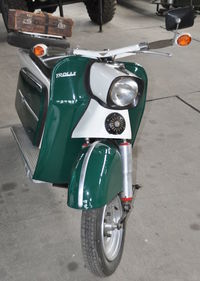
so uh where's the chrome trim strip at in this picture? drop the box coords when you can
[11,127,35,179]
[43,55,66,62]
[18,89,39,122]
[78,141,100,208]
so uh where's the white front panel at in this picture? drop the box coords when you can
[90,63,121,104]
[90,62,134,104]
[72,99,132,139]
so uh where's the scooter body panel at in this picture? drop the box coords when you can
[16,68,48,146]
[68,141,123,209]
[33,56,91,183]
[30,56,147,184]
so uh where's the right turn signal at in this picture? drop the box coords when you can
[176,33,192,47]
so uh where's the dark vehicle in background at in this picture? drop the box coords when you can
[152,0,200,14]
[4,0,117,24]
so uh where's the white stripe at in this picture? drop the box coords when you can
[78,141,100,208]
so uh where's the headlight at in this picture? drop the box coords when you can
[107,76,143,109]
[109,77,139,107]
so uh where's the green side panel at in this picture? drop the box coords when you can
[16,69,48,146]
[123,62,148,145]
[33,56,91,183]
[68,142,123,210]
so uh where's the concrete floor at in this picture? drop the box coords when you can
[0,1,200,280]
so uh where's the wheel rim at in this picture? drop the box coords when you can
[101,196,123,261]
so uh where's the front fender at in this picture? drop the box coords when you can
[68,141,123,210]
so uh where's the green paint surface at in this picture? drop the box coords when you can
[33,56,91,183]
[68,142,123,209]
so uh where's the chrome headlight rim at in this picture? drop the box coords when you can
[107,75,144,110]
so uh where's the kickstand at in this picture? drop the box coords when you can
[99,0,103,32]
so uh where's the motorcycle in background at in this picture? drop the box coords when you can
[0,2,195,276]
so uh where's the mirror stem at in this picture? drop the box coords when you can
[173,18,181,43]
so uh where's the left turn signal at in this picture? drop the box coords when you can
[33,44,47,57]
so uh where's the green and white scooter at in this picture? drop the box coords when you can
[5,7,195,277]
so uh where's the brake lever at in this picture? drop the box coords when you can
[138,50,172,57]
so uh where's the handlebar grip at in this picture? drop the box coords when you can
[148,39,174,50]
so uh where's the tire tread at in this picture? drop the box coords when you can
[81,209,106,277]
[85,0,117,25]
[81,198,125,277]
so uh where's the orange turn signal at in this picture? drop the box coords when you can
[33,44,47,57]
[176,34,192,47]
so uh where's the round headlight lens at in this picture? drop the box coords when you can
[109,77,139,107]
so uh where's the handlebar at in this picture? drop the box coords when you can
[73,43,148,60]
[72,39,174,60]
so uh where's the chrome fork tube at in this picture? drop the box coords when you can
[119,140,133,202]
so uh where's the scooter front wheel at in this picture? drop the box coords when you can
[81,195,126,277]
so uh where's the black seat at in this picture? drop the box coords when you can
[1,0,70,50]
[8,32,70,79]
[7,31,70,50]
[7,32,70,79]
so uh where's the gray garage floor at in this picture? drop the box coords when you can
[0,1,200,280]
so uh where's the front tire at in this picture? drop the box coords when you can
[81,195,125,277]
[84,0,117,25]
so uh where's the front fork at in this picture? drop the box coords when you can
[118,140,141,226]
[119,141,133,202]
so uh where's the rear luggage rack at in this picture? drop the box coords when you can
[8,9,73,38]
[11,125,39,178]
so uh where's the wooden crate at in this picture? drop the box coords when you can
[8,9,73,37]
